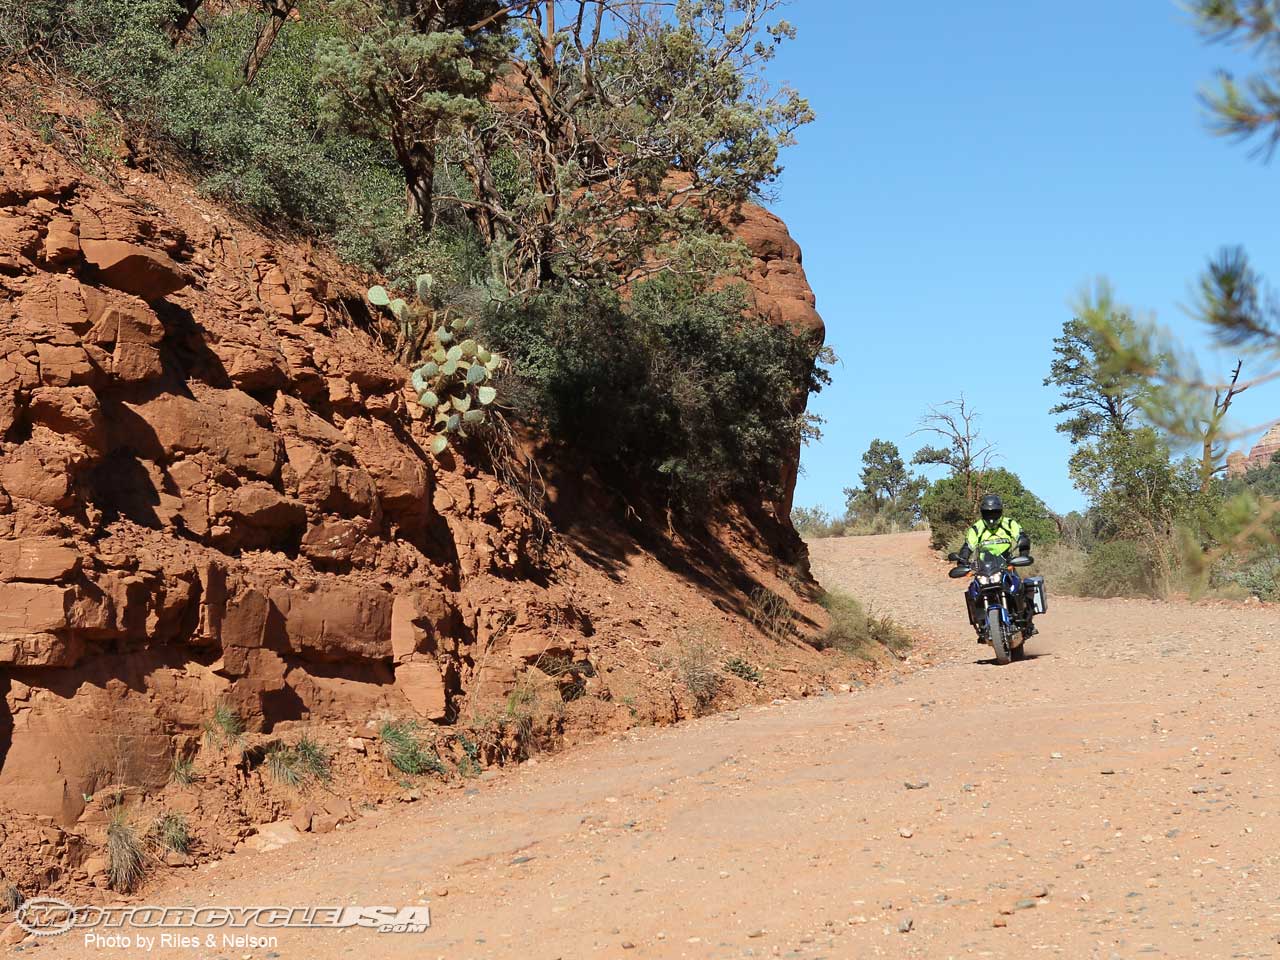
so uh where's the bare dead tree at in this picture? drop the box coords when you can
[1199,359,1249,493]
[910,396,998,506]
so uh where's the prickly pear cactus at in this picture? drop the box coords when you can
[367,275,501,455]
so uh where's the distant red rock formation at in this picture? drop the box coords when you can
[1228,423,1280,477]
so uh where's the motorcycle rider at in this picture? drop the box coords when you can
[956,494,1034,636]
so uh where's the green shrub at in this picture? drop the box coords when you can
[791,505,845,538]
[482,275,824,509]
[920,468,1059,551]
[814,589,910,657]
[203,703,243,748]
[265,735,331,788]
[1217,553,1280,601]
[379,720,446,777]
[1077,540,1156,598]
[723,656,762,683]
[1028,542,1088,596]
[106,808,144,892]
[170,755,195,785]
[150,812,191,855]
[8,1,409,245]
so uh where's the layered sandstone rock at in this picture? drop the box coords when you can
[1228,423,1280,477]
[0,118,574,832]
[0,96,833,899]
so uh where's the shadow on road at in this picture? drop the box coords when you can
[975,652,1053,666]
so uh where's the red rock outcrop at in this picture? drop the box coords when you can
[0,91,841,902]
[1228,424,1280,477]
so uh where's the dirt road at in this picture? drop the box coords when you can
[39,532,1280,959]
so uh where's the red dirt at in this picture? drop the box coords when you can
[21,531,1280,958]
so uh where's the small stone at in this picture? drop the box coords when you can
[904,780,929,790]
[1100,769,1116,775]
[1031,885,1048,898]
[1191,786,1209,794]
[898,917,914,933]
[621,943,635,950]
[993,917,1007,928]
[747,929,765,938]
[1050,752,1063,760]
[346,737,367,754]
[898,827,913,838]
[1014,899,1037,910]
[435,888,448,897]
[2,924,28,946]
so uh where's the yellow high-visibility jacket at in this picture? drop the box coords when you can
[965,517,1024,557]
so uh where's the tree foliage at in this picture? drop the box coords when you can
[315,0,522,233]
[1192,0,1280,157]
[843,439,925,529]
[1045,282,1145,445]
[437,0,813,288]
[919,467,1057,552]
[480,273,826,508]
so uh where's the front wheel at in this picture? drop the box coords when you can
[987,607,1011,665]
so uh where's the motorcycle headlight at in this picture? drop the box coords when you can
[977,573,1002,586]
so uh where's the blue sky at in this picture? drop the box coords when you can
[767,1,1280,516]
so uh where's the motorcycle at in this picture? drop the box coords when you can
[947,548,1047,665]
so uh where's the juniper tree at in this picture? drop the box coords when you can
[315,0,533,233]
[439,0,814,287]
[1044,282,1145,445]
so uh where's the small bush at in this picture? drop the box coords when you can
[792,506,845,539]
[379,721,446,776]
[265,735,331,789]
[1029,542,1088,596]
[170,756,195,785]
[747,586,795,644]
[203,703,243,748]
[723,656,762,683]
[150,813,190,855]
[674,637,722,713]
[1077,540,1156,598]
[481,275,825,510]
[815,590,911,657]
[1,880,21,913]
[106,808,144,892]
[455,734,482,778]
[1217,553,1280,601]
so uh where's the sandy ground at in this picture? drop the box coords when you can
[30,532,1280,960]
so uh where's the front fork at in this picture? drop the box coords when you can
[967,583,1024,641]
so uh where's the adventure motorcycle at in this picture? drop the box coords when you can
[947,548,1047,665]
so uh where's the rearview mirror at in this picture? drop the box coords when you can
[948,565,970,579]
[1010,555,1033,567]
[946,552,962,563]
